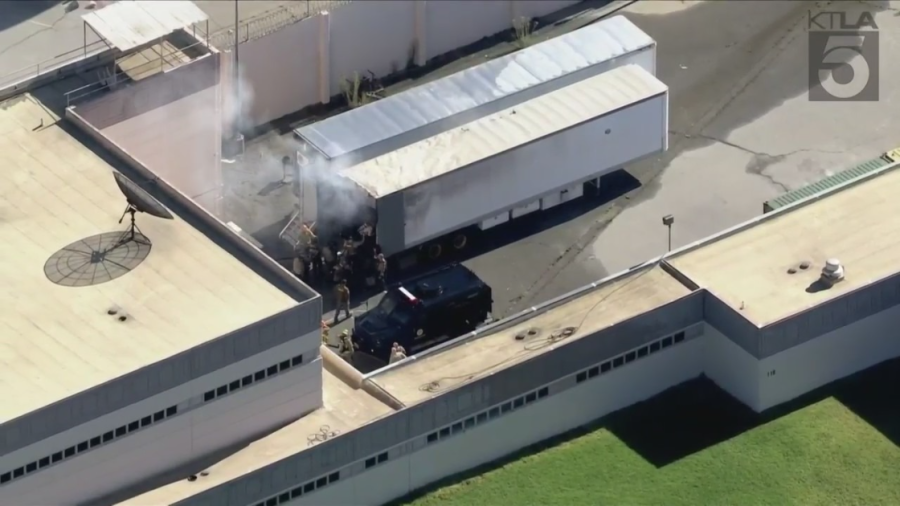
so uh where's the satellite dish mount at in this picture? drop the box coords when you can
[117,203,151,247]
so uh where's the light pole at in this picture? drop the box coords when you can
[233,0,240,134]
[662,214,674,253]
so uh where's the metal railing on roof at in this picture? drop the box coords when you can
[64,39,210,108]
[0,39,111,93]
[207,0,352,50]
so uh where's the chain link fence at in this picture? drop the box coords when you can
[209,0,352,50]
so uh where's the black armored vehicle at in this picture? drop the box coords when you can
[353,264,492,362]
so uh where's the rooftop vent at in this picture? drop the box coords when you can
[820,258,845,285]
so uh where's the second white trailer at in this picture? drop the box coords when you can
[338,64,669,258]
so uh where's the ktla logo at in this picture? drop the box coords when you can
[808,10,879,102]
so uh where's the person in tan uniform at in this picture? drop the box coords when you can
[375,253,387,290]
[334,279,351,324]
[338,329,357,364]
[388,342,407,364]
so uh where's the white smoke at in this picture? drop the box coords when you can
[223,61,372,231]
[224,58,256,138]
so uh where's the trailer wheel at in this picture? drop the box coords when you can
[452,233,468,250]
[427,243,443,260]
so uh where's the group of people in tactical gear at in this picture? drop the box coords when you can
[292,222,387,292]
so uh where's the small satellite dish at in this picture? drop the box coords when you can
[112,172,173,249]
[113,172,174,220]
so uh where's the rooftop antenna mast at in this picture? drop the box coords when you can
[118,203,151,246]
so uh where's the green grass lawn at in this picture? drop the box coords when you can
[399,360,900,506]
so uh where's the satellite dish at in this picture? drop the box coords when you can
[113,172,174,220]
[112,172,173,249]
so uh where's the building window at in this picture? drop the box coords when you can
[229,380,241,391]
[377,452,388,464]
[625,351,636,363]
[304,482,315,493]
[600,361,611,373]
[465,417,476,428]
[650,341,661,353]
[291,487,303,498]
[477,412,488,423]
[328,472,340,483]
[278,492,290,503]
[661,336,673,348]
[613,356,624,368]
[77,441,89,452]
[576,371,587,383]
[427,432,438,444]
[674,331,685,344]
[637,346,648,358]
[291,355,303,367]
[538,387,549,398]
[25,462,37,473]
[588,366,599,378]
[439,427,450,438]
[166,406,177,417]
[365,457,376,468]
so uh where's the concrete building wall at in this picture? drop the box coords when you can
[72,54,224,216]
[703,324,760,410]
[221,0,581,131]
[758,301,900,411]
[173,292,705,506]
[253,325,705,506]
[0,303,320,459]
[229,15,321,129]
[0,331,323,506]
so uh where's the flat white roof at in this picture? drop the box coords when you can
[339,64,667,198]
[295,15,654,160]
[117,371,393,505]
[0,96,297,424]
[82,1,208,52]
[669,160,900,327]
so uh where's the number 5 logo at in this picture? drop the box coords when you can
[809,29,879,102]
[818,35,870,99]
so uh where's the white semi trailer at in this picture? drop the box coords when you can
[293,15,656,171]
[301,63,668,268]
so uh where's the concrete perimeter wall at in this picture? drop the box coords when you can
[222,0,581,130]
[72,54,224,217]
